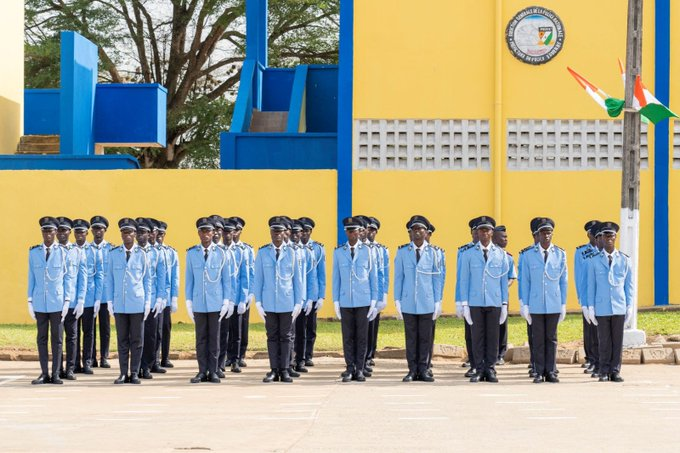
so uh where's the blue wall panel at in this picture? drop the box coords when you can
[24,89,60,135]
[0,155,140,170]
[261,69,295,111]
[59,31,98,155]
[306,66,338,133]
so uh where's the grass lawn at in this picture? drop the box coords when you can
[1,312,678,353]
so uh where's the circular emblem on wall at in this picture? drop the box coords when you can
[506,6,565,65]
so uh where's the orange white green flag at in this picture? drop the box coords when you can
[617,59,677,124]
[567,67,624,118]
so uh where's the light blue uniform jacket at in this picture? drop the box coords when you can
[454,242,475,302]
[574,243,598,305]
[92,241,114,303]
[307,239,327,300]
[28,244,73,313]
[65,244,88,308]
[254,243,304,313]
[143,244,167,303]
[586,250,633,316]
[458,243,509,308]
[332,242,379,308]
[79,244,103,308]
[227,243,250,305]
[393,242,444,314]
[104,245,152,314]
[519,244,568,314]
[185,244,235,313]
[161,245,180,301]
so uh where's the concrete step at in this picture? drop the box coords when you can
[249,110,288,132]
[16,135,60,154]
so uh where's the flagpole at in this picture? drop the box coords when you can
[621,0,646,347]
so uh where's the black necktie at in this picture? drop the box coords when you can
[275,248,280,260]
[416,248,421,263]
[204,248,209,261]
[483,249,488,262]
[544,250,548,263]
[126,250,131,262]
[46,247,51,262]
[608,255,613,268]
[351,247,355,259]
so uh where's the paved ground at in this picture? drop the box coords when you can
[1,358,679,452]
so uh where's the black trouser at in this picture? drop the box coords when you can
[586,318,600,371]
[531,313,559,376]
[305,307,318,361]
[141,313,159,371]
[114,313,144,376]
[464,321,474,367]
[194,311,221,375]
[403,313,434,375]
[63,308,79,373]
[527,321,535,370]
[265,312,294,370]
[340,306,369,372]
[239,307,250,359]
[153,308,164,367]
[366,313,380,361]
[93,305,111,361]
[596,315,625,375]
[428,320,436,368]
[294,311,308,364]
[470,306,500,373]
[227,313,242,363]
[582,312,592,363]
[79,307,95,368]
[161,306,172,363]
[36,312,63,377]
[498,316,508,361]
[218,317,230,367]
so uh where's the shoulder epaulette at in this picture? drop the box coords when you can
[506,251,513,257]
[112,245,122,251]
[398,243,410,250]
[555,245,565,252]
[186,245,198,252]
[30,244,41,250]
[621,252,630,258]
[458,243,474,252]
[576,244,588,250]
[335,244,344,250]
[243,242,252,248]
[315,241,324,248]
[259,243,270,250]
[519,245,533,254]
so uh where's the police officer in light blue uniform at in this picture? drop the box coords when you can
[574,220,600,375]
[519,217,568,384]
[231,216,255,367]
[104,218,152,384]
[585,221,633,383]
[424,223,445,375]
[90,215,113,368]
[147,218,170,373]
[333,216,379,383]
[360,215,384,373]
[28,216,73,385]
[72,219,103,375]
[254,216,304,383]
[493,225,516,365]
[394,215,443,382]
[293,219,318,373]
[458,216,509,383]
[299,216,326,367]
[518,217,541,378]
[456,218,478,377]
[186,217,236,384]
[156,221,179,368]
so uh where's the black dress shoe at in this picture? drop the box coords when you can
[114,375,127,385]
[610,372,624,383]
[485,370,499,383]
[545,373,560,383]
[554,369,560,374]
[92,360,99,368]
[51,376,64,385]
[582,362,590,369]
[599,375,610,382]
[362,369,372,378]
[65,370,77,381]
[529,371,539,379]
[469,372,483,383]
[190,373,207,384]
[368,359,375,367]
[420,374,435,383]
[129,373,141,384]
[59,370,66,379]
[464,368,477,378]
[304,359,314,367]
[355,370,366,382]
[31,374,50,385]
[215,369,226,379]
[73,367,83,374]
[462,361,470,368]
[161,360,174,368]
[496,358,505,366]
[83,366,94,375]
[342,373,353,383]
[100,359,111,368]
[288,368,300,378]
[141,369,153,379]
[263,370,277,383]
[294,363,308,373]
[364,364,374,373]
[533,375,544,384]
[279,369,293,383]
[208,374,221,384]
[425,368,434,378]
[231,363,242,373]
[238,359,247,368]
[591,372,600,379]
[341,368,353,378]
[585,365,594,374]
[402,372,416,382]
[151,365,167,374]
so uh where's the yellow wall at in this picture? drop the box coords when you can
[0,0,24,152]
[354,0,659,311]
[0,170,337,323]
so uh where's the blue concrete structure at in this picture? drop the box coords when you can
[0,155,139,169]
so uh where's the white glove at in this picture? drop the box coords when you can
[581,305,590,324]
[334,301,342,320]
[94,300,101,316]
[162,299,168,309]
[61,301,70,322]
[237,302,247,315]
[255,302,266,320]
[219,301,235,321]
[171,297,178,313]
[432,302,442,321]
[588,306,598,326]
[186,300,194,323]
[144,302,151,321]
[292,303,302,321]
[316,298,324,311]
[305,300,314,316]
[27,302,36,321]
[558,305,567,323]
[455,303,462,319]
[247,294,254,310]
[520,305,532,325]
[395,300,403,320]
[107,301,114,316]
[153,298,164,317]
[75,302,85,319]
[367,300,378,321]
[625,306,633,325]
[499,305,508,325]
[377,299,387,312]
[463,305,473,325]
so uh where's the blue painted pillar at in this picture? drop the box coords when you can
[654,0,670,305]
[59,31,98,155]
[246,0,268,65]
[337,0,353,243]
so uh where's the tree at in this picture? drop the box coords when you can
[24,0,339,168]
